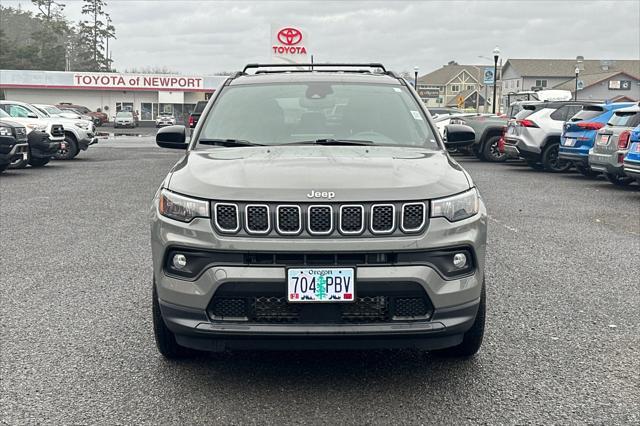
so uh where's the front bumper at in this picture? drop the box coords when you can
[151,201,487,350]
[0,141,29,166]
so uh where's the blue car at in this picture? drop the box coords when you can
[622,124,640,184]
[559,102,635,176]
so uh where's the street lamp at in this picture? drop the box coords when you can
[574,66,580,101]
[492,46,500,114]
[414,66,419,89]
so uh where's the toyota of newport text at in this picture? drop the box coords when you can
[150,63,487,360]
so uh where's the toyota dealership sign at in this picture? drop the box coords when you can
[271,25,309,63]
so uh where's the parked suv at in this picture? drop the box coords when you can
[56,103,107,126]
[588,104,640,186]
[0,100,65,168]
[504,101,593,171]
[0,113,29,173]
[622,125,640,184]
[150,63,487,359]
[559,102,635,176]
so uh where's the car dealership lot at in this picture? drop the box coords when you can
[0,140,638,424]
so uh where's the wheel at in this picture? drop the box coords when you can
[153,281,193,359]
[526,160,544,170]
[432,282,486,358]
[482,136,506,162]
[0,163,8,173]
[28,157,50,167]
[54,136,78,160]
[542,143,571,172]
[604,173,634,186]
[93,118,101,127]
[576,165,600,177]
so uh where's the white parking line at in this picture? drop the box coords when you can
[488,215,518,233]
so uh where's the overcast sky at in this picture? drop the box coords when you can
[3,0,640,75]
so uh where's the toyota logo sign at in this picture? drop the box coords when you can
[271,25,308,57]
[277,27,302,46]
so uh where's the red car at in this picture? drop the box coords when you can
[56,103,108,126]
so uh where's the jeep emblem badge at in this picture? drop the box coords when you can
[306,190,335,200]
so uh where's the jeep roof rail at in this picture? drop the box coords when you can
[242,63,388,73]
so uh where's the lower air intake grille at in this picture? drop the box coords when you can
[394,298,428,318]
[211,298,246,319]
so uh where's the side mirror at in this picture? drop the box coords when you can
[27,112,38,119]
[443,124,476,147]
[156,125,188,149]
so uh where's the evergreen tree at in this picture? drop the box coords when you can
[75,0,115,71]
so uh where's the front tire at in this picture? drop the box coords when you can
[542,143,571,172]
[153,282,192,359]
[482,136,506,162]
[9,152,28,169]
[432,283,486,358]
[54,136,78,160]
[604,173,634,186]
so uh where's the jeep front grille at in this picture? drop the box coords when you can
[277,205,302,234]
[371,204,395,234]
[214,203,239,232]
[245,205,270,234]
[308,205,333,235]
[212,201,428,237]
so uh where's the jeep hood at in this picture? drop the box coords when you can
[167,146,471,202]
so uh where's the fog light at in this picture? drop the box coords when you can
[453,253,467,269]
[172,253,187,269]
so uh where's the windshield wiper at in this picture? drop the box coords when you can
[199,138,264,147]
[283,138,374,146]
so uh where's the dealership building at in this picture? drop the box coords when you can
[0,70,227,124]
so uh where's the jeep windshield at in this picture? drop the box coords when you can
[197,82,439,149]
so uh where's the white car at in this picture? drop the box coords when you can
[155,112,176,127]
[16,102,97,160]
[114,111,137,128]
[0,100,66,168]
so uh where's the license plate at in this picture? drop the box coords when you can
[287,268,355,302]
[563,138,575,147]
[597,134,610,145]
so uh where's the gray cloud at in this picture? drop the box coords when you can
[3,0,639,75]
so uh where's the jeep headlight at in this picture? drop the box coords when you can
[0,126,12,136]
[75,121,90,129]
[431,188,479,222]
[159,189,209,222]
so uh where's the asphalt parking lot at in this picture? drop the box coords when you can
[1,137,638,424]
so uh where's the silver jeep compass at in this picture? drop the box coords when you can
[150,63,487,359]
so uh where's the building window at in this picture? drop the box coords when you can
[466,84,475,91]
[535,79,548,88]
[517,80,520,88]
[141,103,153,120]
[450,84,460,93]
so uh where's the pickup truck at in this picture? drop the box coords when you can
[450,114,508,162]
